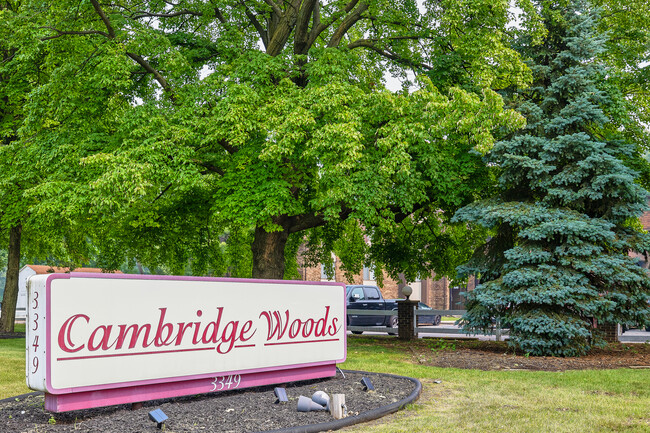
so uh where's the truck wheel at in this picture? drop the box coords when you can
[387,315,398,335]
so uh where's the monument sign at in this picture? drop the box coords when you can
[26,273,346,412]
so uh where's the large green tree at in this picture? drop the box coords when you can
[455,0,650,356]
[20,0,533,281]
[0,2,42,332]
[593,0,650,156]
[0,2,96,332]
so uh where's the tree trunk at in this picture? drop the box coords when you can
[251,224,289,280]
[0,224,22,333]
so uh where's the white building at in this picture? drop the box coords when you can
[15,265,121,319]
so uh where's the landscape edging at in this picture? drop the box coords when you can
[0,370,422,433]
[263,369,422,433]
[0,391,42,404]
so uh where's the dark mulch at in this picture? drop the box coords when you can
[0,372,416,433]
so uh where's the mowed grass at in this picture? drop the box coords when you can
[0,337,30,399]
[340,337,650,433]
[1,334,648,432]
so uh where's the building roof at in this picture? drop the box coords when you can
[23,265,122,274]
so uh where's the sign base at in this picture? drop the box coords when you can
[45,364,336,412]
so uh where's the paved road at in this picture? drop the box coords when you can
[620,328,650,343]
[347,323,506,341]
[348,323,650,343]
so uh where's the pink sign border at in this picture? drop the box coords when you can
[44,364,336,412]
[42,273,347,410]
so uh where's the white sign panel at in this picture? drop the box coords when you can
[26,273,346,397]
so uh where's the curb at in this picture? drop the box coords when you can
[0,333,26,340]
[0,392,42,404]
[262,370,422,433]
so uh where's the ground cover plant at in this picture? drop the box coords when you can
[1,335,648,432]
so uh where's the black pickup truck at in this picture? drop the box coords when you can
[346,285,399,333]
[346,285,442,334]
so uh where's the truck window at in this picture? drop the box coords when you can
[350,287,365,300]
[365,287,381,300]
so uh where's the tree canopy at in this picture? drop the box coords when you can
[3,0,648,349]
[3,0,535,283]
[1,2,98,331]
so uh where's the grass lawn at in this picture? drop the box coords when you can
[0,337,29,399]
[1,335,648,432]
[340,338,650,433]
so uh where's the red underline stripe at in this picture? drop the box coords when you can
[264,338,339,346]
[57,346,215,361]
[57,339,337,360]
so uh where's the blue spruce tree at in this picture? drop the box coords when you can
[454,0,650,356]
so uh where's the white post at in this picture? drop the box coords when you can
[331,394,346,419]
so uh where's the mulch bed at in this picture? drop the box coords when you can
[0,371,416,433]
[426,340,650,371]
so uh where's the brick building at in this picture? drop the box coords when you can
[629,197,650,268]
[297,257,475,310]
[295,198,649,314]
